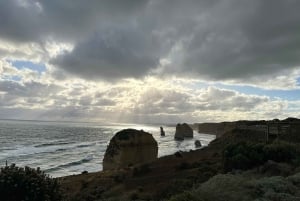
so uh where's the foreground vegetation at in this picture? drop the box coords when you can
[168,140,300,201]
[0,164,63,201]
[168,173,300,201]
[224,140,300,172]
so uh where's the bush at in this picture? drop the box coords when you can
[169,173,300,201]
[132,164,151,177]
[223,142,264,171]
[155,179,195,200]
[176,162,190,170]
[0,164,63,201]
[168,191,203,201]
[223,141,299,172]
[263,141,297,163]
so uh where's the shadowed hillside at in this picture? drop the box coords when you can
[60,119,300,200]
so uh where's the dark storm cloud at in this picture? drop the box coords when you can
[180,0,300,80]
[51,26,162,80]
[1,0,300,80]
[0,0,42,42]
[0,0,149,42]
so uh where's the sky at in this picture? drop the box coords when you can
[0,0,300,124]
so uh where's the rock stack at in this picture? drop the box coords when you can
[174,123,193,140]
[103,129,158,170]
[195,140,202,148]
[160,126,165,136]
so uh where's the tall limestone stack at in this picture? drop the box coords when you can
[174,123,194,140]
[103,129,158,170]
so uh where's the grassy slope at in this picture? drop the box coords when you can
[60,128,300,201]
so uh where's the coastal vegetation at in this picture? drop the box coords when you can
[168,173,300,201]
[223,140,300,172]
[0,164,63,201]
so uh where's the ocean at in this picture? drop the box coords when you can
[0,120,215,177]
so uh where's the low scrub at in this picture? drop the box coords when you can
[132,164,151,177]
[0,164,63,201]
[167,173,300,201]
[168,191,203,201]
[223,141,299,172]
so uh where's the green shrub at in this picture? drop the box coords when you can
[129,192,139,200]
[0,164,63,201]
[223,141,299,172]
[223,142,264,171]
[176,162,190,170]
[170,173,300,201]
[132,164,151,177]
[168,191,203,201]
[263,141,296,163]
[113,172,126,183]
[252,176,297,196]
[155,178,195,200]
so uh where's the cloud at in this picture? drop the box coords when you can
[133,87,192,115]
[225,68,300,90]
[0,0,149,43]
[195,87,269,111]
[51,26,162,80]
[0,0,42,42]
[1,0,300,82]
[0,71,297,123]
[52,0,300,82]
[183,1,300,80]
[1,0,300,123]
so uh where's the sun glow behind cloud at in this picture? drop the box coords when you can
[0,61,298,123]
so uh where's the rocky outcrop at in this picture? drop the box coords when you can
[195,140,202,148]
[174,123,193,140]
[160,126,165,136]
[103,129,158,170]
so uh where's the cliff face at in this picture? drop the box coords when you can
[197,122,237,137]
[103,129,158,170]
[197,118,300,138]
